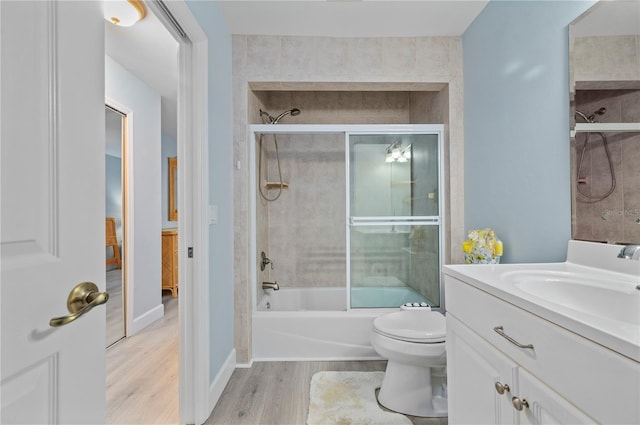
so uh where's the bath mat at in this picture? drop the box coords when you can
[306,371,412,425]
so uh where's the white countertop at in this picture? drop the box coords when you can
[443,242,640,363]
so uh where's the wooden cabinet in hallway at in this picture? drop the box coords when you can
[162,229,178,297]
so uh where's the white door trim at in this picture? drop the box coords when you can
[146,1,211,424]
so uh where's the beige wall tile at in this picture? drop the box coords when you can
[246,35,281,78]
[232,35,246,76]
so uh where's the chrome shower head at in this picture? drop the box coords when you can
[588,107,607,122]
[272,108,301,124]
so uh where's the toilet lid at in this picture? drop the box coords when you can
[373,311,446,343]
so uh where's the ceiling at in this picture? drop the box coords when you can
[218,1,490,37]
[104,0,638,140]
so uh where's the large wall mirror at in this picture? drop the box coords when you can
[569,0,640,245]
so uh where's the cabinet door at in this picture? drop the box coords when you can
[517,368,596,425]
[447,314,516,425]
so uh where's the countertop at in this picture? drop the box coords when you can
[443,259,640,363]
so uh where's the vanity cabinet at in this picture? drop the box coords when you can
[448,314,595,424]
[161,229,178,297]
[445,275,639,425]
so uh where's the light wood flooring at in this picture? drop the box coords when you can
[106,268,125,347]
[107,296,447,425]
[106,292,179,425]
[206,361,448,425]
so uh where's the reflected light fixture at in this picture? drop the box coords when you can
[104,0,146,27]
[385,140,410,164]
[401,144,411,160]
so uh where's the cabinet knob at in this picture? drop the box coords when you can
[494,381,510,395]
[512,396,529,411]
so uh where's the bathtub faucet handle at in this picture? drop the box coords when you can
[260,251,274,271]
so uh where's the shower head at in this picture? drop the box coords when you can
[259,108,301,124]
[587,107,607,122]
[272,108,301,124]
[575,107,607,123]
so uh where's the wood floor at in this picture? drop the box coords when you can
[106,297,447,425]
[206,361,448,425]
[106,292,179,425]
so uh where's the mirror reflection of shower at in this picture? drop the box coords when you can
[574,107,616,203]
[258,108,301,202]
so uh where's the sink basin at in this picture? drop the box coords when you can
[502,270,640,325]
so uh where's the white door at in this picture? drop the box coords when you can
[1,1,106,423]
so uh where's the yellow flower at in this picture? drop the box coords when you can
[494,240,503,256]
[462,240,473,254]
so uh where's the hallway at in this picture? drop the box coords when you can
[106,294,178,424]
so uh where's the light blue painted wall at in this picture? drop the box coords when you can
[161,131,178,229]
[462,0,595,263]
[105,55,163,320]
[185,1,235,383]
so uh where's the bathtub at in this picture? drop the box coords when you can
[252,286,429,361]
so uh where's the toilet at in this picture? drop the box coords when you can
[371,309,447,417]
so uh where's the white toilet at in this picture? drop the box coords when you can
[371,309,448,417]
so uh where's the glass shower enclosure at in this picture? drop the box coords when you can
[347,132,443,310]
[250,125,444,312]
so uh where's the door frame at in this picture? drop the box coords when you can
[146,2,210,423]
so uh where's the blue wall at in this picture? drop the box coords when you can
[462,0,595,263]
[185,1,235,384]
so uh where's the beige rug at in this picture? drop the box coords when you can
[306,371,412,425]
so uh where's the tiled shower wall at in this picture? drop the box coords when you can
[260,133,346,288]
[233,35,464,363]
[573,89,640,244]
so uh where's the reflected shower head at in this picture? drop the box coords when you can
[259,108,301,124]
[272,108,301,124]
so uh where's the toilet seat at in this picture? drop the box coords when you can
[373,310,445,343]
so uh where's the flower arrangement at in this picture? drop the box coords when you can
[462,228,503,264]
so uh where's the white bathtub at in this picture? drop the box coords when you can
[252,286,428,361]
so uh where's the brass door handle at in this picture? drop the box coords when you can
[49,282,109,327]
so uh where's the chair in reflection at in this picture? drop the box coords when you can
[106,217,122,269]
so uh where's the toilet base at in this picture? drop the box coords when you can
[377,360,448,418]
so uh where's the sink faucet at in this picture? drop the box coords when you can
[617,244,640,260]
[262,281,279,290]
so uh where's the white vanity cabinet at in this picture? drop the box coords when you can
[445,274,640,425]
[447,315,595,424]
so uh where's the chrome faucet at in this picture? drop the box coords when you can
[617,244,640,260]
[262,281,279,291]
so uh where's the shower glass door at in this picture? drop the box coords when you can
[347,132,442,310]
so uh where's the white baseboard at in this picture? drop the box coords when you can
[209,349,236,413]
[130,303,164,335]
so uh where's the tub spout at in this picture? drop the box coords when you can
[262,281,279,291]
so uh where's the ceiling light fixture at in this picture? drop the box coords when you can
[104,0,146,27]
